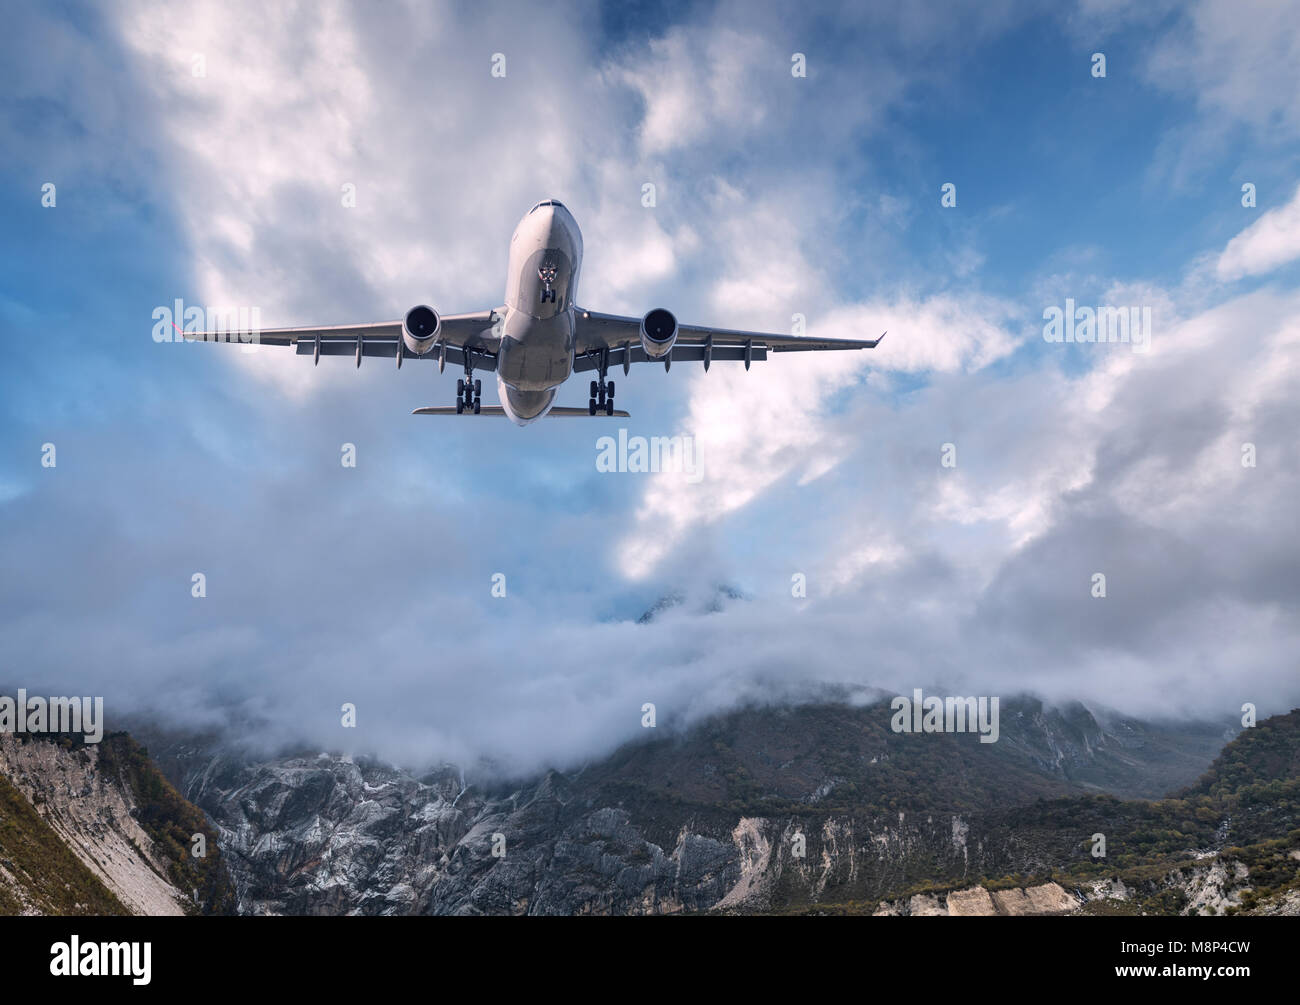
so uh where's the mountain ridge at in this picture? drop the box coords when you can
[4,697,1294,916]
[134,694,1248,915]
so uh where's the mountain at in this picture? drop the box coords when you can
[634,583,747,623]
[861,709,1300,916]
[5,699,1295,916]
[133,696,1253,915]
[0,732,236,916]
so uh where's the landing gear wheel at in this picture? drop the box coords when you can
[592,367,616,415]
[458,362,481,412]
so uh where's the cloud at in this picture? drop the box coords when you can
[1146,0,1300,137]
[615,289,1024,578]
[616,28,774,156]
[114,0,619,397]
[1216,183,1300,281]
[2,0,1298,781]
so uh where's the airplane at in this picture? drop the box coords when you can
[187,199,885,425]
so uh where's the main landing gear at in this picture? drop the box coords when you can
[588,349,616,415]
[455,358,482,414]
[588,378,615,415]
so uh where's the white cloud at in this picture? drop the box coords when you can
[617,28,776,155]
[116,0,612,397]
[615,290,1024,578]
[1146,0,1300,137]
[1216,183,1300,281]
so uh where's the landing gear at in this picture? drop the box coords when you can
[591,353,616,416]
[456,360,482,413]
[590,380,615,415]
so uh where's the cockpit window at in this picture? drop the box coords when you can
[528,199,566,214]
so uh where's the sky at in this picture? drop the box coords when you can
[1,0,1298,775]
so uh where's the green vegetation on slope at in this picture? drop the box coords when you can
[792,709,1300,914]
[98,732,237,915]
[0,770,127,915]
[539,698,1228,856]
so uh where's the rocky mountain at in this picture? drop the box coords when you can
[798,709,1300,916]
[133,696,1278,916]
[5,699,1296,916]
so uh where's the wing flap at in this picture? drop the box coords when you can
[295,339,498,371]
[572,342,768,372]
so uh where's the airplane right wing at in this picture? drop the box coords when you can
[572,309,885,371]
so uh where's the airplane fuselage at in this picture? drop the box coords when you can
[495,200,584,424]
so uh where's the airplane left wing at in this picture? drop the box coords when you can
[572,309,884,372]
[183,309,504,371]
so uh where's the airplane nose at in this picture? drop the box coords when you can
[539,210,568,246]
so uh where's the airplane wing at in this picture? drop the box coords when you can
[571,309,885,372]
[183,309,505,371]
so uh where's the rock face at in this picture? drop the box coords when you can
[875,882,1079,916]
[0,734,185,915]
[173,752,746,916]
[995,882,1079,915]
[947,886,999,915]
[5,701,1293,917]
[140,698,1261,916]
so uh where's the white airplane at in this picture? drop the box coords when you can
[188,199,885,425]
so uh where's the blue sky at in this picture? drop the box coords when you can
[1,0,1298,773]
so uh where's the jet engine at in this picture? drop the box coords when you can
[639,308,678,359]
[402,304,441,355]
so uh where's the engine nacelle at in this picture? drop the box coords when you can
[402,304,441,355]
[639,308,678,359]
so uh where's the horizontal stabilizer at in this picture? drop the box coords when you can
[412,406,630,417]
